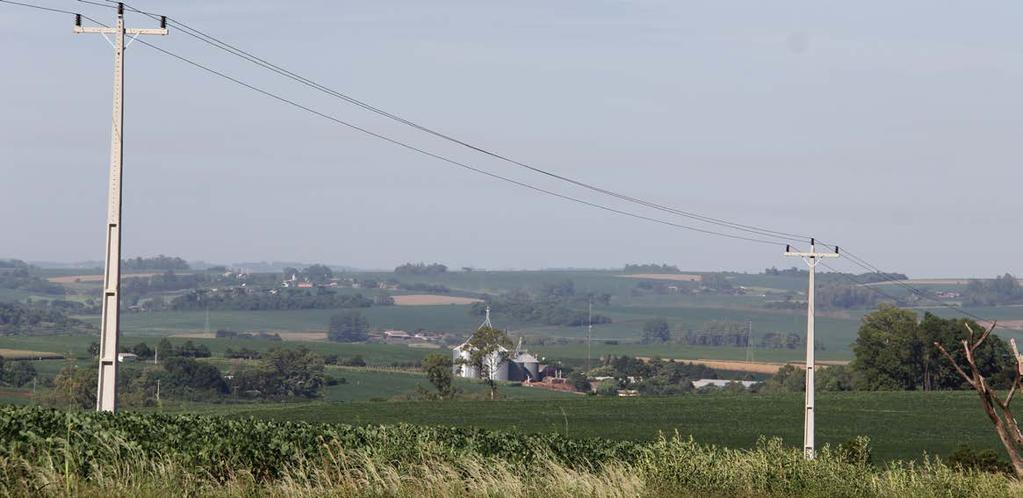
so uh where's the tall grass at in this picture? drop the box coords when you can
[0,406,1021,497]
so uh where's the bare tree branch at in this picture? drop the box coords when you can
[974,321,997,351]
[934,341,976,389]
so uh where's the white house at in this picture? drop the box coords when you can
[117,352,138,363]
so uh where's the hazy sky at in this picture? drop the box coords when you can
[2,1,1021,276]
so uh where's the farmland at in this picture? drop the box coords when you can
[4,404,1018,497]
[205,391,999,463]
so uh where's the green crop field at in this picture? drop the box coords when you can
[210,391,997,463]
[316,367,575,402]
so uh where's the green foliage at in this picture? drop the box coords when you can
[963,273,1023,306]
[0,259,64,295]
[422,353,456,399]
[394,262,448,275]
[852,306,1012,390]
[817,364,856,391]
[0,356,36,387]
[758,364,805,393]
[680,320,749,346]
[595,355,716,395]
[463,326,513,399]
[171,288,374,312]
[946,445,1013,475]
[159,357,229,394]
[567,371,591,392]
[0,302,94,336]
[122,255,189,271]
[46,360,96,409]
[328,310,369,342]
[215,329,282,341]
[641,317,670,344]
[300,264,334,284]
[472,292,611,327]
[233,347,326,399]
[623,263,681,274]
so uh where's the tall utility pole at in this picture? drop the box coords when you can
[784,238,838,459]
[75,4,167,412]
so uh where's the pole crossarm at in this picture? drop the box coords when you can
[74,2,168,413]
[783,238,839,460]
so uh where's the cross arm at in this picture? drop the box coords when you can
[784,251,840,258]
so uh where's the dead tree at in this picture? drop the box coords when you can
[935,321,1023,477]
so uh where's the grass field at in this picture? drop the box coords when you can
[317,367,575,402]
[211,391,998,463]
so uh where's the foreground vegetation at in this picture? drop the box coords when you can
[0,405,1020,497]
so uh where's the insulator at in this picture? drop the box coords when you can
[160,16,167,29]
[118,3,124,15]
[835,246,840,254]
[75,14,81,26]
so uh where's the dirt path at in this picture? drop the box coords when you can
[0,348,63,360]
[392,294,482,306]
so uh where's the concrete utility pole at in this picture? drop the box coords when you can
[75,3,167,412]
[784,238,838,459]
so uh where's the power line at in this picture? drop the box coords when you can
[5,0,1000,327]
[103,0,814,245]
[11,0,791,246]
[1,0,77,15]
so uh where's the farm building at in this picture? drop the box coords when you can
[452,307,547,382]
[692,379,760,390]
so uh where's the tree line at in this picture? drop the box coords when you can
[169,288,385,312]
[0,302,95,336]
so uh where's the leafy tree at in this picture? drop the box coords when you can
[422,353,456,399]
[48,361,96,409]
[758,364,805,393]
[88,341,100,358]
[3,361,36,387]
[623,263,680,274]
[161,357,228,393]
[816,364,855,391]
[156,338,173,360]
[852,306,923,390]
[122,255,189,271]
[233,347,326,399]
[946,445,1013,475]
[595,379,619,396]
[463,326,513,400]
[567,371,591,393]
[852,306,1013,390]
[642,318,671,344]
[394,262,448,275]
[301,264,334,284]
[963,273,1023,306]
[125,342,154,359]
[328,311,369,342]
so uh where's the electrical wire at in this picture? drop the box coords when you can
[4,0,1000,326]
[101,0,814,246]
[4,0,788,247]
